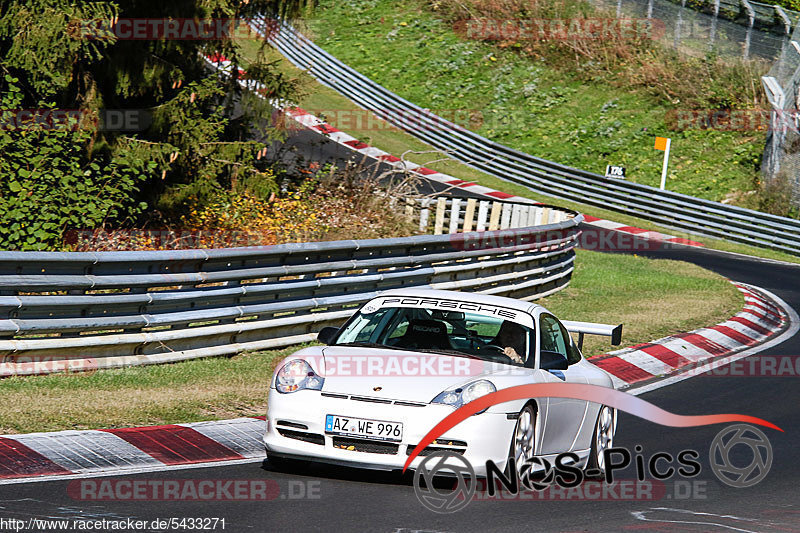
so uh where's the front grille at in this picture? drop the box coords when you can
[407,439,468,456]
[277,429,325,446]
[320,393,427,407]
[321,393,348,399]
[332,437,399,455]
[276,420,308,430]
[350,396,392,404]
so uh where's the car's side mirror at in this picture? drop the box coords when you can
[540,350,569,371]
[317,327,339,345]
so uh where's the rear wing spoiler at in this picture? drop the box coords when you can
[561,321,623,350]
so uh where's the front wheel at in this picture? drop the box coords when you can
[507,405,536,478]
[586,405,616,478]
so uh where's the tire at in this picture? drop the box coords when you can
[507,405,536,479]
[586,406,616,479]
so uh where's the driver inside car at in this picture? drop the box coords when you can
[490,320,526,365]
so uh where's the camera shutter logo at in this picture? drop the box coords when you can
[413,451,476,513]
[710,424,772,488]
[518,456,556,491]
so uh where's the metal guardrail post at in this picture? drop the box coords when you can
[775,5,792,34]
[741,0,756,59]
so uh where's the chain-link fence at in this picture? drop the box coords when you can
[761,24,800,200]
[591,0,796,61]
[593,0,800,203]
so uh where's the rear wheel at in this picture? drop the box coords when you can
[507,405,536,478]
[587,406,616,478]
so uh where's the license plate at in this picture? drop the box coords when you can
[325,414,403,442]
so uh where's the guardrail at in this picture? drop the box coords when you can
[263,20,800,256]
[0,200,581,377]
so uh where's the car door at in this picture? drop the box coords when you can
[535,312,592,455]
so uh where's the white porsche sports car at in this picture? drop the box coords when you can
[264,289,622,477]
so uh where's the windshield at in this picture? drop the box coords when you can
[334,305,534,366]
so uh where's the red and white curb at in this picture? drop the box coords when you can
[0,284,792,484]
[0,417,267,484]
[591,283,791,391]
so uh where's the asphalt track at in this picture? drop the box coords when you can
[2,137,799,532]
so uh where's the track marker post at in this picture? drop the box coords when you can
[654,136,672,190]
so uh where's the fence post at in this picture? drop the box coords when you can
[488,202,502,231]
[405,198,415,222]
[419,198,431,233]
[463,198,477,232]
[518,205,531,228]
[476,200,490,231]
[710,0,720,47]
[775,5,792,35]
[449,198,462,234]
[741,0,755,59]
[542,207,552,225]
[434,197,447,235]
[675,0,685,50]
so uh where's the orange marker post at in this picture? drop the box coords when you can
[654,136,671,190]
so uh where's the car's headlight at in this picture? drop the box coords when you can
[275,359,324,394]
[432,379,496,410]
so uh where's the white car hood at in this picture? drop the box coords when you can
[315,346,491,403]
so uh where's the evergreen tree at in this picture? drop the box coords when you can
[0,0,312,249]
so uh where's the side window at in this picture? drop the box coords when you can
[564,326,583,365]
[540,314,568,355]
[539,314,568,369]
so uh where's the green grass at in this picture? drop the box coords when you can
[541,249,742,355]
[304,0,764,203]
[0,249,741,434]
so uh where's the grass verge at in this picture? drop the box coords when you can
[0,249,742,434]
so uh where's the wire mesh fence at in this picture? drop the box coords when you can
[594,0,800,203]
[761,16,800,201]
[590,0,794,61]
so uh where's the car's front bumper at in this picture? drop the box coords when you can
[263,388,516,476]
